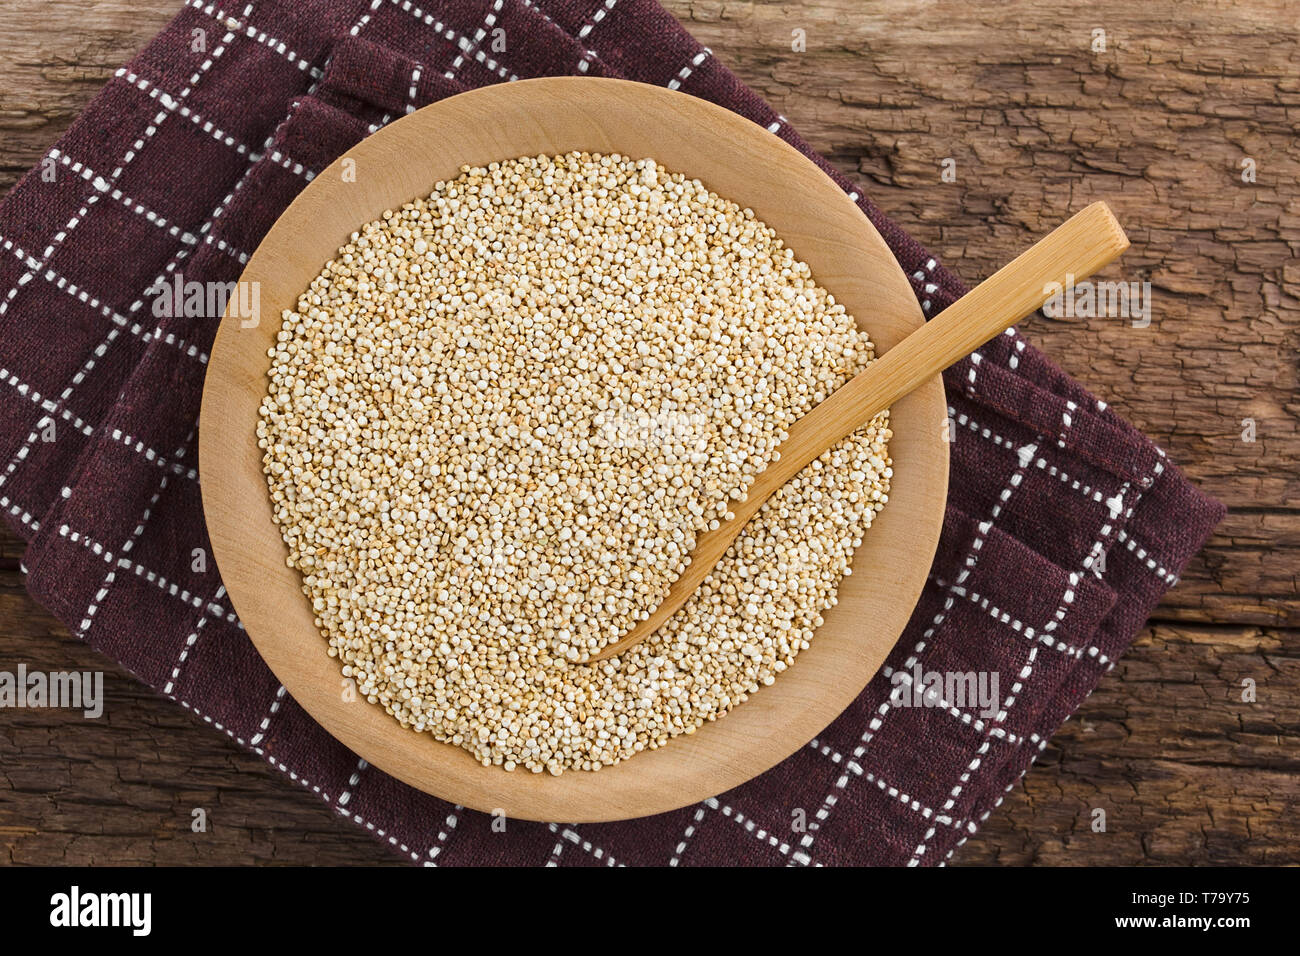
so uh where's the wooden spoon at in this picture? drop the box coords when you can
[590,200,1129,662]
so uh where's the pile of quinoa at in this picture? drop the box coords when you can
[257,152,891,773]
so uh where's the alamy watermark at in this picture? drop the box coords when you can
[145,275,261,328]
[890,664,1001,719]
[1043,273,1151,328]
[593,405,708,456]
[50,886,150,936]
[0,665,103,718]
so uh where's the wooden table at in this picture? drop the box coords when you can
[1,0,1295,865]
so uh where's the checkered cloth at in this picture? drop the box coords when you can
[0,0,1223,866]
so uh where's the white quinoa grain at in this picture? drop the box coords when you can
[258,152,891,773]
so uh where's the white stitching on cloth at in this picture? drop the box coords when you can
[0,6,240,323]
[248,684,286,746]
[0,6,260,477]
[0,366,96,518]
[116,70,313,183]
[76,426,194,636]
[965,350,983,397]
[0,426,40,493]
[186,0,325,79]
[337,756,368,807]
[576,0,618,40]
[882,665,1030,745]
[950,406,1108,505]
[795,438,1039,865]
[668,804,708,866]
[175,700,325,794]
[391,0,518,81]
[906,435,1059,865]
[912,576,1080,864]
[547,823,620,866]
[927,455,1167,864]
[571,0,618,72]
[706,797,797,857]
[1117,527,1180,586]
[350,0,384,37]
[447,0,505,80]
[912,256,938,314]
[163,589,218,694]
[424,807,461,865]
[342,805,414,855]
[367,112,395,134]
[49,150,201,246]
[0,370,93,436]
[0,234,210,362]
[997,326,1028,370]
[406,64,422,113]
[57,523,242,625]
[809,737,846,763]
[0,423,43,531]
[667,47,710,90]
[933,574,1111,664]
[106,429,198,481]
[171,697,427,863]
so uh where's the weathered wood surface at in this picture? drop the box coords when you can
[1,0,1296,865]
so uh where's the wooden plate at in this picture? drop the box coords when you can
[198,77,948,822]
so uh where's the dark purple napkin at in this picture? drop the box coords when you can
[0,0,1223,865]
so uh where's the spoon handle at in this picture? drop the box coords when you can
[590,201,1129,662]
